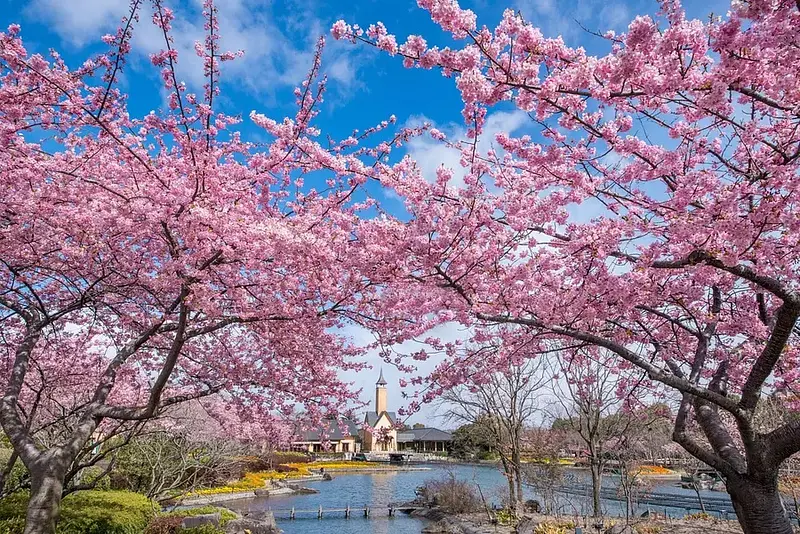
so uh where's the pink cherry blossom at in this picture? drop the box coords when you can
[338,1,800,532]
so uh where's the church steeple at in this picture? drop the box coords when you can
[375,368,388,414]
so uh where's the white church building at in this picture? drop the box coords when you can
[292,371,451,454]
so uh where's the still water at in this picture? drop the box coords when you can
[224,464,722,534]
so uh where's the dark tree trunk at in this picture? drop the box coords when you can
[512,446,523,514]
[500,455,516,507]
[24,457,68,534]
[589,458,602,517]
[727,473,793,534]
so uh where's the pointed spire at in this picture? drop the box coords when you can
[376,368,387,386]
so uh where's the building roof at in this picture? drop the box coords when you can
[296,418,361,442]
[365,411,396,427]
[396,427,452,443]
[376,368,387,386]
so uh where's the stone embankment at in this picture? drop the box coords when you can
[412,510,747,534]
[177,478,321,507]
[179,510,279,534]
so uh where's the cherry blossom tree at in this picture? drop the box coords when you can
[336,1,800,532]
[550,351,644,518]
[0,1,416,531]
[440,354,550,514]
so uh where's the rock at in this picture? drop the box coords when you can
[604,525,635,534]
[225,512,279,534]
[523,500,541,513]
[422,519,462,533]
[254,488,271,496]
[411,507,447,521]
[419,515,494,534]
[322,473,333,481]
[287,484,319,494]
[640,510,666,519]
[515,518,535,534]
[181,513,220,529]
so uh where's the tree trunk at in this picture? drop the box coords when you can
[589,459,602,518]
[24,459,68,534]
[727,474,793,534]
[512,446,523,515]
[500,455,516,508]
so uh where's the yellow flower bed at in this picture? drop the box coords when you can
[191,470,289,496]
[291,461,382,471]
[523,457,576,465]
[685,512,714,521]
[188,461,384,496]
[534,520,576,534]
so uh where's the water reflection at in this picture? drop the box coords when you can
[223,464,724,534]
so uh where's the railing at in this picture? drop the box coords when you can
[270,504,424,520]
[554,482,798,519]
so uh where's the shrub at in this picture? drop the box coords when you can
[181,526,224,534]
[0,490,154,534]
[495,508,516,526]
[299,461,380,471]
[73,467,111,492]
[58,491,154,534]
[236,455,271,474]
[168,506,237,524]
[533,520,576,534]
[0,518,26,534]
[143,516,184,534]
[419,474,482,514]
[144,507,236,534]
[0,449,28,497]
[274,464,296,473]
[635,525,664,534]
[271,452,310,464]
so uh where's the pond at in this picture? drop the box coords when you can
[223,464,728,534]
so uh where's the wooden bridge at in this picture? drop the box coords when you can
[269,504,424,520]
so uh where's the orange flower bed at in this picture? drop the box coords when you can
[637,464,674,475]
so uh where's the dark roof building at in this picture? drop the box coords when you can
[291,372,452,456]
[397,427,452,453]
[297,418,361,442]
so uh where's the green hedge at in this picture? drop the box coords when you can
[166,506,237,524]
[143,506,238,534]
[0,491,154,534]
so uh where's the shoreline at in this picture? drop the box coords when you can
[417,511,746,534]
[176,465,434,507]
[176,462,685,508]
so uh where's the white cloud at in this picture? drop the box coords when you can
[24,0,130,47]
[327,56,355,87]
[599,3,631,30]
[513,0,630,41]
[24,0,367,102]
[406,110,529,188]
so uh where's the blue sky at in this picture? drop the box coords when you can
[1,0,733,424]
[2,0,732,147]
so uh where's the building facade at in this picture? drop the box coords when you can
[291,371,452,454]
[292,418,361,454]
[362,370,398,451]
[397,427,452,453]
